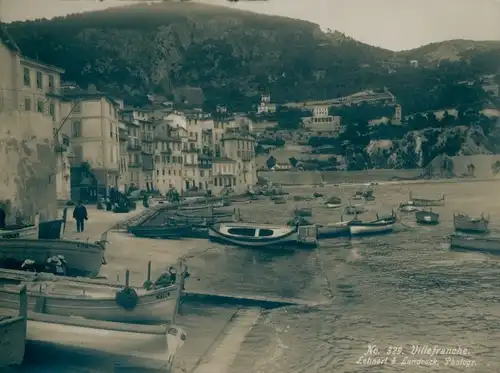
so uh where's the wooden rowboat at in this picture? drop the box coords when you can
[349,211,396,236]
[317,217,354,238]
[401,192,445,207]
[0,275,179,324]
[415,209,439,225]
[450,234,500,253]
[453,212,489,233]
[0,232,108,277]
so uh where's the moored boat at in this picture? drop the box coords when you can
[0,285,27,368]
[317,216,355,238]
[0,232,108,277]
[128,224,197,239]
[0,272,180,324]
[415,209,439,225]
[349,211,396,236]
[0,307,187,364]
[453,212,489,233]
[401,192,445,207]
[450,234,500,253]
[208,223,316,248]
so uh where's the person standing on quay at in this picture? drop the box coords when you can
[73,201,88,233]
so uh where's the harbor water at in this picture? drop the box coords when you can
[16,180,500,372]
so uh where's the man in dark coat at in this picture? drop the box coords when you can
[73,201,88,233]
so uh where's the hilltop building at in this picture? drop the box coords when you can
[257,94,276,114]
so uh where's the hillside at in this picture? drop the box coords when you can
[4,2,500,111]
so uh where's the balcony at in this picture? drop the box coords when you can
[128,162,141,168]
[127,143,141,151]
[54,133,70,152]
[142,148,154,155]
[142,132,154,142]
[241,153,254,162]
[184,161,198,167]
[183,147,200,153]
[161,148,172,154]
[214,170,235,176]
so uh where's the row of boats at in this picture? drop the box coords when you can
[0,207,192,369]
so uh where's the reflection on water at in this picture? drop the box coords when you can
[13,181,500,372]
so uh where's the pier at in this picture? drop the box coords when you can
[181,290,323,309]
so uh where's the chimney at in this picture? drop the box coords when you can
[88,84,97,94]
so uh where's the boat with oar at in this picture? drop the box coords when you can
[450,234,500,253]
[208,222,317,248]
[0,232,108,277]
[400,192,445,207]
[415,209,439,225]
[453,212,489,233]
[0,267,182,324]
[349,211,396,236]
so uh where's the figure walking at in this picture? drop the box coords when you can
[73,201,88,233]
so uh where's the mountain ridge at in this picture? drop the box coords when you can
[4,2,500,110]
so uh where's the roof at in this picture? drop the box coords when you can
[59,87,120,106]
[20,56,65,74]
[0,25,21,53]
[222,134,256,142]
[173,86,205,108]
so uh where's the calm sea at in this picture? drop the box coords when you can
[17,180,500,372]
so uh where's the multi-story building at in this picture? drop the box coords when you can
[60,83,120,201]
[0,29,72,202]
[117,120,130,193]
[221,132,257,194]
[120,110,142,191]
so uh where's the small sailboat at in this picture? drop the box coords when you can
[453,212,489,233]
[415,209,439,225]
[349,211,396,236]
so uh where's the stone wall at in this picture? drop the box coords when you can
[258,169,424,185]
[0,111,57,223]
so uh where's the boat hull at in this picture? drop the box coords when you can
[0,315,26,367]
[450,234,500,253]
[453,215,489,233]
[1,284,178,324]
[208,225,300,248]
[325,203,341,209]
[317,222,351,238]
[0,239,105,277]
[0,225,37,239]
[128,225,195,239]
[350,224,394,235]
[415,211,439,225]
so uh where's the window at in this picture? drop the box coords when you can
[110,148,114,163]
[23,68,30,86]
[24,98,31,111]
[110,124,113,138]
[36,71,42,89]
[72,120,81,137]
[49,103,55,121]
[48,75,54,91]
[200,170,204,177]
[37,100,44,113]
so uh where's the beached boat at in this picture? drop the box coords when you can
[0,305,187,366]
[208,223,316,248]
[401,192,445,207]
[450,234,500,253]
[415,209,439,225]
[324,196,342,209]
[0,275,179,324]
[453,212,489,233]
[274,196,287,204]
[344,203,366,215]
[317,217,355,238]
[0,232,108,277]
[399,205,422,212]
[349,212,396,236]
[0,224,37,239]
[0,285,27,368]
[294,207,312,217]
[175,206,235,218]
[128,224,196,239]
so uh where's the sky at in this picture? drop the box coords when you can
[0,0,499,51]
